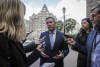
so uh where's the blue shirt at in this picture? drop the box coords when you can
[49,30,56,49]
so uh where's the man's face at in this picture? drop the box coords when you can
[46,18,56,31]
[90,8,100,27]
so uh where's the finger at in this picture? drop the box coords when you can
[68,39,75,44]
[36,45,43,51]
[41,48,45,51]
[70,43,75,45]
[58,51,63,55]
[42,44,46,48]
[53,56,59,59]
[67,40,72,44]
[41,52,49,58]
[56,55,63,60]
[58,50,62,53]
[67,38,72,40]
[42,54,49,58]
[39,39,43,41]
[54,56,61,60]
[39,39,44,44]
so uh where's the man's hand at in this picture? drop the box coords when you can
[36,42,49,58]
[53,51,64,60]
[40,51,49,58]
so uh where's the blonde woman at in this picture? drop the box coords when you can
[0,0,42,67]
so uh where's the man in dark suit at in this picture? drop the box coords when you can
[39,17,69,67]
[67,4,100,67]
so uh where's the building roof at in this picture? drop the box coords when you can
[41,4,48,12]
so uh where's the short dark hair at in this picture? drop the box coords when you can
[90,4,100,14]
[45,17,55,22]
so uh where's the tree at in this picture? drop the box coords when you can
[56,20,63,31]
[65,18,77,34]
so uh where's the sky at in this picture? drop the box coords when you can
[21,0,86,23]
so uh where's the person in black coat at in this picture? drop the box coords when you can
[71,18,93,67]
[0,0,42,67]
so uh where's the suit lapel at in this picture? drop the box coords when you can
[46,31,52,50]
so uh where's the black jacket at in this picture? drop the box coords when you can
[72,33,89,67]
[0,33,40,67]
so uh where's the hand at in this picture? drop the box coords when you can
[53,51,64,60]
[40,51,49,58]
[66,38,76,46]
[36,43,44,52]
[34,39,43,45]
[36,43,49,58]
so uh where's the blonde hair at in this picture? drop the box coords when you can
[0,0,26,43]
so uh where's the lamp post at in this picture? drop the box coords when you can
[62,7,66,34]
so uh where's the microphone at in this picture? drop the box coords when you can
[22,31,33,43]
[26,31,33,37]
[40,36,46,49]
[41,36,46,41]
[63,34,73,40]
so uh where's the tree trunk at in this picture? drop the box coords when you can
[86,0,100,17]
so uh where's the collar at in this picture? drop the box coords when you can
[49,29,56,34]
[95,27,100,34]
[97,30,100,35]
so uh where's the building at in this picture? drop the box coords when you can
[25,4,57,39]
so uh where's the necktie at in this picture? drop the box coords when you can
[50,33,54,49]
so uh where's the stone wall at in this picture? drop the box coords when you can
[86,0,100,17]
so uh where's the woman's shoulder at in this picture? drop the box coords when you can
[0,32,8,41]
[0,33,5,38]
[0,33,8,50]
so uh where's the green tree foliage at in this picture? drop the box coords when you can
[56,20,63,31]
[65,18,77,33]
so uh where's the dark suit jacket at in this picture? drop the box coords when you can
[72,29,98,67]
[40,30,69,67]
[0,33,40,67]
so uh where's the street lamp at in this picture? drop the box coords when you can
[62,7,66,34]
